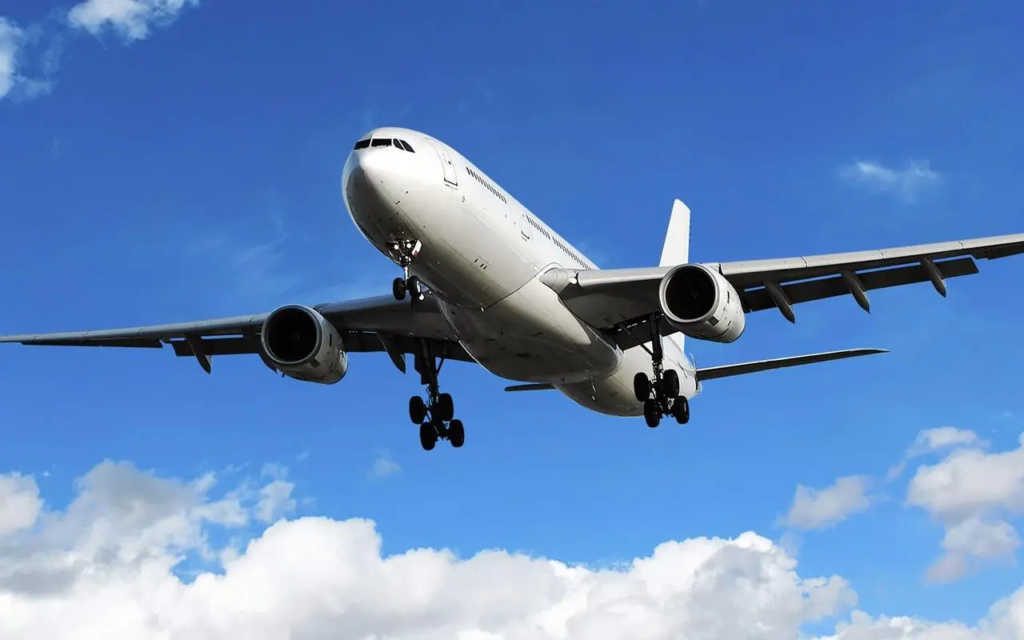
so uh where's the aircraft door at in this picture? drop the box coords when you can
[520,211,531,240]
[432,144,459,187]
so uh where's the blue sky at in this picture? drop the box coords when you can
[1,1,1024,637]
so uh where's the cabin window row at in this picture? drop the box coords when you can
[466,167,507,204]
[526,214,587,269]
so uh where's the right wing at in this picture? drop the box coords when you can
[0,294,472,374]
[542,231,1024,348]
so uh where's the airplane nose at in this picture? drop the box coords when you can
[344,148,393,203]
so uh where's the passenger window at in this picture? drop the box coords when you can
[370,138,392,147]
[353,139,370,150]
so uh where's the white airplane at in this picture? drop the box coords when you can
[3,127,1023,450]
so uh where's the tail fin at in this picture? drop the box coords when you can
[660,200,691,358]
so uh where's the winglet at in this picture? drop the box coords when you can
[659,199,691,267]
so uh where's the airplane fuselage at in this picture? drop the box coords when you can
[341,127,698,416]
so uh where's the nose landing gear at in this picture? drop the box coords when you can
[390,239,425,302]
[632,314,690,429]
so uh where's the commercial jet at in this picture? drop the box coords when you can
[3,127,1023,451]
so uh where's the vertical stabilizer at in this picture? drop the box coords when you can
[660,200,691,360]
[659,199,690,267]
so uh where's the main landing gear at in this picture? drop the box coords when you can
[391,239,424,302]
[408,345,465,451]
[632,314,690,429]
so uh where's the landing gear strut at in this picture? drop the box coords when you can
[632,314,690,428]
[408,342,465,450]
[390,239,424,302]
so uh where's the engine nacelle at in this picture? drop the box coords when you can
[658,263,746,343]
[260,305,349,385]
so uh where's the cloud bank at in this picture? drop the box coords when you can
[0,456,1023,639]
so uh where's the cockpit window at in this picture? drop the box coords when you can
[353,139,370,150]
[370,138,392,147]
[396,138,415,152]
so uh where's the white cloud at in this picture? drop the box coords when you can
[0,473,41,537]
[839,159,940,203]
[887,426,986,481]
[2,460,1024,638]
[255,463,296,523]
[67,0,199,41]
[783,476,873,530]
[906,431,1024,582]
[371,453,401,478]
[0,18,23,100]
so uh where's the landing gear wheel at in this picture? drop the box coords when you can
[662,369,680,399]
[448,419,465,448]
[435,393,454,422]
[672,396,690,425]
[419,422,438,451]
[409,396,427,424]
[633,372,651,403]
[407,275,423,300]
[643,399,661,428]
[392,277,407,301]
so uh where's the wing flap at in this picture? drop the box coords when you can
[696,348,888,381]
[741,256,978,313]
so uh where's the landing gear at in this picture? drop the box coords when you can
[634,314,690,428]
[390,239,424,302]
[408,343,465,450]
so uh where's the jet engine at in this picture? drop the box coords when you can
[260,305,349,384]
[658,263,746,343]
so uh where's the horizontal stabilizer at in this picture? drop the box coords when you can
[505,383,556,392]
[696,348,888,381]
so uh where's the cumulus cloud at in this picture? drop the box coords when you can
[2,459,1024,638]
[905,431,1024,582]
[0,473,42,537]
[887,426,987,481]
[67,0,199,40]
[839,159,940,203]
[783,476,873,530]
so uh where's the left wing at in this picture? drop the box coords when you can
[542,232,1024,347]
[0,294,472,374]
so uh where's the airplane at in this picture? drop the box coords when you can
[2,126,1023,451]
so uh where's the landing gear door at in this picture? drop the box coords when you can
[432,144,459,187]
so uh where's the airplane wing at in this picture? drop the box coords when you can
[542,232,1024,348]
[0,294,472,374]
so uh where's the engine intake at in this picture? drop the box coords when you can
[261,305,349,384]
[658,264,746,343]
